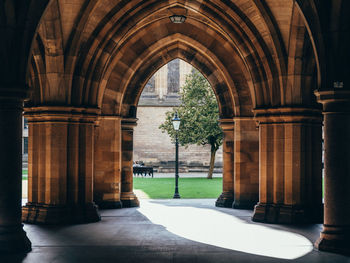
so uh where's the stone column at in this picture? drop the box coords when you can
[120,118,139,207]
[94,116,122,208]
[252,108,323,224]
[315,90,350,254]
[232,117,259,209]
[22,107,100,224]
[0,97,31,253]
[216,119,235,207]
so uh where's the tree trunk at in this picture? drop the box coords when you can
[207,148,217,179]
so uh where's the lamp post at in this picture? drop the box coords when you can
[172,112,181,199]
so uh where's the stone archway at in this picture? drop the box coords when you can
[1,0,349,255]
[24,0,322,226]
[94,42,259,209]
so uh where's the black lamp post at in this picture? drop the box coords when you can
[172,112,181,199]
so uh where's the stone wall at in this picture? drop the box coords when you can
[134,106,223,172]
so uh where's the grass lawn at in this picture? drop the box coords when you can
[133,177,222,199]
[22,169,28,180]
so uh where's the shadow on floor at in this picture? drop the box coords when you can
[1,199,348,263]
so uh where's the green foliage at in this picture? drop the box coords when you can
[159,70,222,152]
[133,177,223,199]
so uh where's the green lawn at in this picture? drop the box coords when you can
[22,169,28,180]
[133,177,222,199]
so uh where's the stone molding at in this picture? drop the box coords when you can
[315,90,350,113]
[254,107,322,123]
[0,85,28,99]
[215,191,234,208]
[219,118,234,131]
[98,115,122,120]
[121,118,138,130]
[24,106,101,123]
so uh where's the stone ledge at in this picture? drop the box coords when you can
[252,203,323,224]
[232,200,257,210]
[121,199,140,208]
[96,200,123,209]
[22,203,100,224]
[120,192,140,208]
[0,225,31,253]
[316,236,350,256]
[215,192,234,208]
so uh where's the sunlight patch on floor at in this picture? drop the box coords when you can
[138,200,313,260]
[134,189,150,199]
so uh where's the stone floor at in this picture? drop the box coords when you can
[2,199,350,263]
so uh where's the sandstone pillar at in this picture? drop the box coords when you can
[216,119,235,207]
[252,108,323,224]
[315,90,350,254]
[22,107,100,224]
[120,118,139,207]
[94,116,122,208]
[232,117,259,209]
[0,97,31,252]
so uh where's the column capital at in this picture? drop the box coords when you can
[0,83,28,100]
[314,90,350,113]
[121,117,138,130]
[24,106,101,123]
[99,115,122,120]
[95,115,122,127]
[219,118,234,131]
[254,107,322,124]
[233,116,255,121]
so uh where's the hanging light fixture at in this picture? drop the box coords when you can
[169,15,186,24]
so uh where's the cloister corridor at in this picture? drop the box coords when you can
[1,0,350,259]
[1,199,348,263]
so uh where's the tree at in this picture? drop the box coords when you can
[159,70,222,179]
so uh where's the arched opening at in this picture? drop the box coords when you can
[5,0,350,257]
[132,58,224,199]
[22,0,323,226]
[93,33,258,207]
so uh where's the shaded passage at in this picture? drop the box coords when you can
[1,199,349,263]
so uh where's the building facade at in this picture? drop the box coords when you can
[134,59,223,172]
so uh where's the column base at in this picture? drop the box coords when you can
[232,200,257,210]
[215,192,234,208]
[120,192,139,207]
[0,225,31,253]
[22,202,100,224]
[315,226,350,255]
[96,200,123,209]
[252,203,323,224]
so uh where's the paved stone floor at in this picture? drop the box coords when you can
[1,199,350,263]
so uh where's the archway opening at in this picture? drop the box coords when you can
[132,58,223,200]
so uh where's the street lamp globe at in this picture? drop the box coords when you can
[172,112,181,131]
